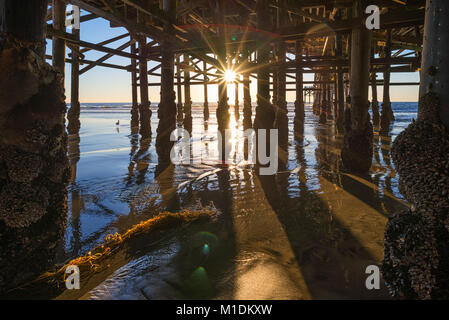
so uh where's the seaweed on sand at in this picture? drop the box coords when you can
[4,208,216,299]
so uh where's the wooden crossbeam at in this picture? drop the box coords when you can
[47,26,139,59]
[278,9,424,40]
[66,0,166,42]
[80,13,98,22]
[79,33,129,54]
[45,54,129,71]
[79,41,131,74]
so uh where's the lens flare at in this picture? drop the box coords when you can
[224,70,236,82]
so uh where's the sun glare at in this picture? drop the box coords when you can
[224,70,236,82]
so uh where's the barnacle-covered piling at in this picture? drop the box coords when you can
[0,0,70,292]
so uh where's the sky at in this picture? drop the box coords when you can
[46,9,420,104]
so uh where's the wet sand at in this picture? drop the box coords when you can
[57,102,415,300]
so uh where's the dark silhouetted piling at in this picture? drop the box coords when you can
[138,37,151,138]
[183,53,192,133]
[383,0,449,299]
[380,28,394,132]
[341,0,373,173]
[130,41,139,130]
[0,0,70,292]
[156,0,177,165]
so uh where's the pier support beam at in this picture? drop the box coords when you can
[319,79,328,124]
[370,70,379,127]
[254,0,275,129]
[64,14,81,135]
[294,41,304,133]
[335,34,345,133]
[176,55,183,122]
[130,41,139,130]
[234,78,240,120]
[383,0,449,299]
[67,23,81,135]
[380,29,394,132]
[215,0,229,132]
[327,81,334,121]
[254,0,275,132]
[341,0,373,173]
[275,39,288,150]
[0,0,70,291]
[272,61,278,106]
[52,0,66,75]
[254,0,275,172]
[242,48,252,130]
[313,74,321,115]
[138,37,151,138]
[156,0,176,165]
[183,54,192,133]
[203,60,209,121]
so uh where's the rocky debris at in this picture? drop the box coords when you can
[0,35,70,293]
[382,92,449,299]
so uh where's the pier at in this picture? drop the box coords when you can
[1,0,449,300]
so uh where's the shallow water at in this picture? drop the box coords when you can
[58,102,416,300]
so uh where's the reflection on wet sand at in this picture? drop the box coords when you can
[63,104,411,300]
[68,133,83,257]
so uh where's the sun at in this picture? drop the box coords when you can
[224,69,236,82]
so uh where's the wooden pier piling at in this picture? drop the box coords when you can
[215,0,230,132]
[52,0,66,75]
[370,69,379,127]
[130,41,139,129]
[0,0,70,292]
[156,0,177,164]
[384,0,449,299]
[341,0,373,173]
[335,33,345,133]
[183,53,192,132]
[138,36,151,138]
[67,22,81,135]
[254,0,275,132]
[380,28,394,132]
[176,54,183,122]
[294,40,305,133]
[203,60,209,121]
